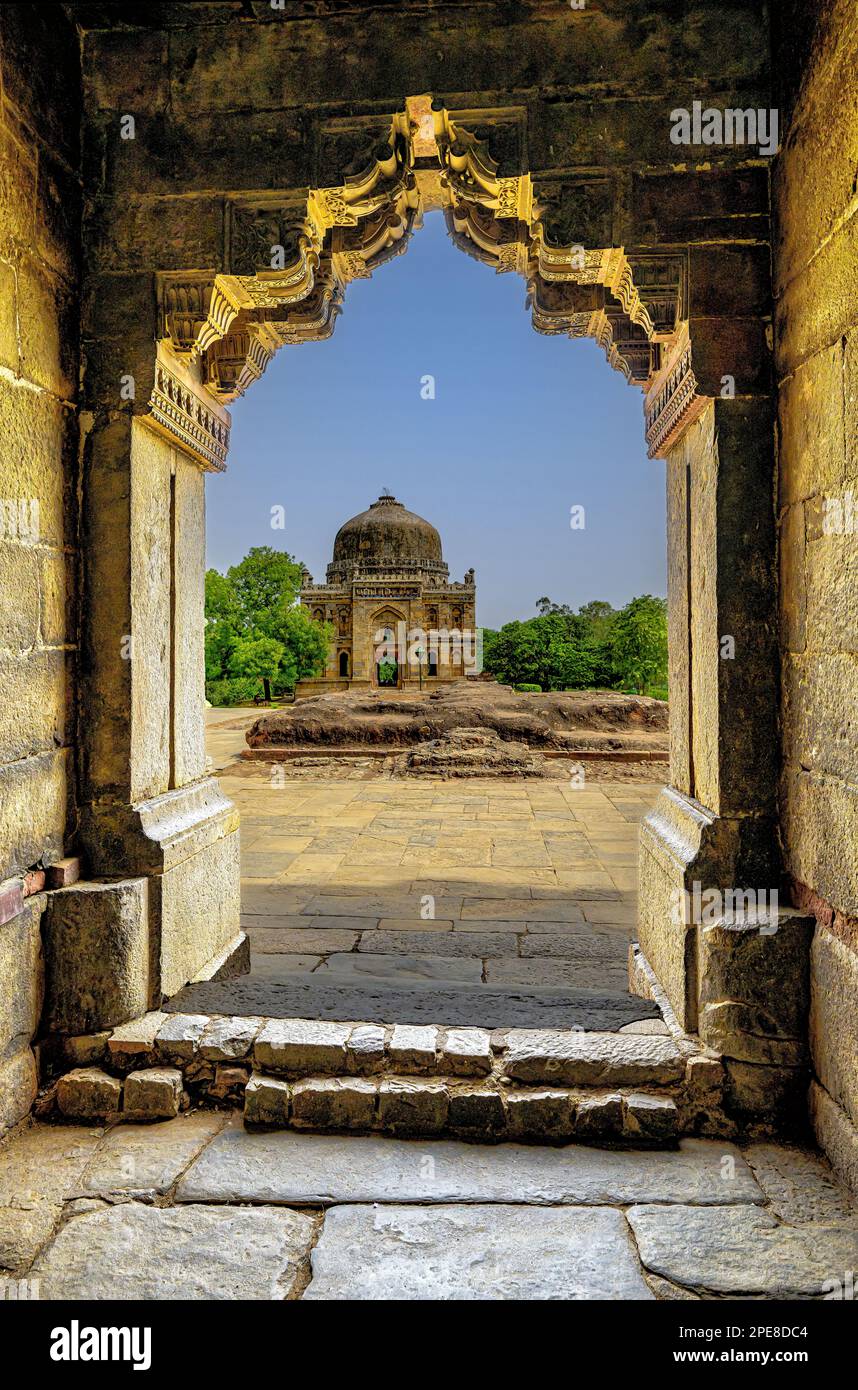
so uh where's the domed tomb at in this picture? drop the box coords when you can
[328,493,446,581]
[296,493,477,696]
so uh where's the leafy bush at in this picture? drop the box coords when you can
[205,676,262,707]
[514,683,542,693]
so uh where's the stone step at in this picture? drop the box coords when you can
[244,1072,681,1144]
[46,1010,714,1147]
[163,974,662,1031]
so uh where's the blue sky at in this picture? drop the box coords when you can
[206,211,666,631]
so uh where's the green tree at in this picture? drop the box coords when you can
[204,546,330,704]
[205,568,238,625]
[230,635,286,681]
[227,546,303,637]
[270,605,332,690]
[610,595,668,694]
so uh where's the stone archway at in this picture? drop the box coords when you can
[72,86,782,1123]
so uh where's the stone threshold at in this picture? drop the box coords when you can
[33,1004,739,1147]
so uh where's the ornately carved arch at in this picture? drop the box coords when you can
[149,96,707,474]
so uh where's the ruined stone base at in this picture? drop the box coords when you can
[391,727,549,778]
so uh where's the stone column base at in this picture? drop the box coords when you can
[637,786,780,1033]
[78,776,243,1006]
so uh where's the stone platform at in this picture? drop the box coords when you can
[2,1117,856,1300]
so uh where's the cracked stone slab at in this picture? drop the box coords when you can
[743,1143,858,1225]
[177,1127,762,1207]
[31,1202,317,1300]
[627,1204,858,1299]
[305,1204,653,1300]
[0,1125,103,1272]
[76,1113,227,1200]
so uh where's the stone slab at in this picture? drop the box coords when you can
[317,951,483,985]
[177,1127,762,1207]
[744,1143,858,1225]
[165,977,660,1030]
[32,1202,317,1300]
[628,1203,858,1298]
[358,930,520,957]
[305,1204,652,1300]
[76,1113,226,1200]
[0,1124,103,1272]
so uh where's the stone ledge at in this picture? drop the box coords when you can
[242,1068,680,1145]
[500,1030,686,1088]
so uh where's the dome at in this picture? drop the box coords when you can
[329,493,445,575]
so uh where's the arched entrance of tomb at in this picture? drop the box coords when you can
[74,95,780,1090]
[370,607,407,689]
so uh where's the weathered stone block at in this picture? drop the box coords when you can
[0,896,43,1060]
[41,1031,110,1075]
[107,1011,168,1074]
[502,1030,684,1088]
[346,1023,387,1074]
[57,1067,121,1120]
[155,1012,209,1063]
[377,1079,448,1135]
[448,1086,505,1134]
[124,1067,183,1119]
[291,1078,377,1132]
[0,1050,38,1136]
[781,768,858,920]
[440,1027,492,1076]
[244,1072,291,1128]
[254,1018,350,1075]
[388,1024,438,1071]
[199,1015,262,1062]
[150,797,241,1002]
[810,930,858,1130]
[0,749,68,884]
[623,1093,679,1143]
[505,1088,576,1141]
[697,910,814,1065]
[631,166,768,245]
[722,1059,808,1134]
[44,880,149,1035]
[575,1092,624,1140]
[0,648,69,765]
[810,1081,858,1196]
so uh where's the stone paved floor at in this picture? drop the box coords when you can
[186,710,665,1027]
[2,1117,856,1300]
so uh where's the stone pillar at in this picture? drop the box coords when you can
[638,395,781,1032]
[74,339,243,1015]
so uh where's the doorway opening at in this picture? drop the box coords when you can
[195,189,670,1033]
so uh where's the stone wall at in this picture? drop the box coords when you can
[0,5,81,1131]
[773,0,858,1177]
